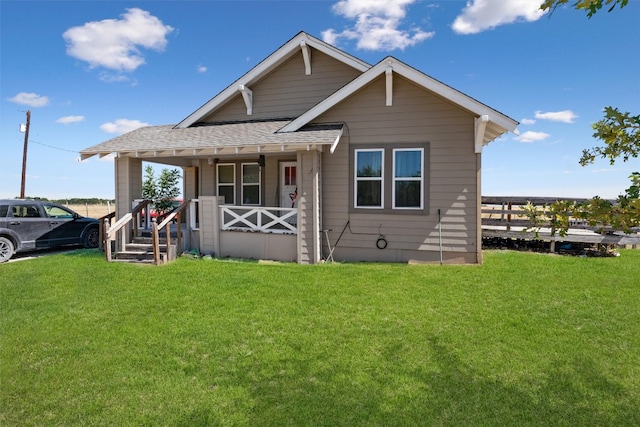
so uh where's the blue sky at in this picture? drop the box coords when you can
[1,0,638,200]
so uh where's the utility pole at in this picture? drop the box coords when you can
[20,110,31,199]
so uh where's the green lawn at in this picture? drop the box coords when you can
[1,249,639,426]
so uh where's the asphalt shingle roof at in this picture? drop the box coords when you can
[80,120,343,159]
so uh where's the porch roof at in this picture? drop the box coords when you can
[80,120,344,160]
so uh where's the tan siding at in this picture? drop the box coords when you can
[319,75,480,263]
[203,49,362,123]
[199,160,215,197]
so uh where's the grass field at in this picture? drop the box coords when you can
[1,250,639,426]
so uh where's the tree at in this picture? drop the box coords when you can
[540,0,629,17]
[142,165,181,217]
[526,0,640,237]
[580,107,640,166]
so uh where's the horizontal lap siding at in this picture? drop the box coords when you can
[319,75,480,263]
[204,50,362,123]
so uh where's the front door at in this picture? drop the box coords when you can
[280,162,297,209]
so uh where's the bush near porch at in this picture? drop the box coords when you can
[1,250,639,426]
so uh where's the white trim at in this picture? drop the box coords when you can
[329,126,344,154]
[176,32,370,129]
[239,85,253,116]
[354,148,384,209]
[385,65,393,107]
[474,115,489,153]
[281,57,518,139]
[241,162,261,206]
[216,163,236,205]
[392,148,424,210]
[301,40,311,75]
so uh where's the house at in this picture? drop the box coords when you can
[80,31,519,264]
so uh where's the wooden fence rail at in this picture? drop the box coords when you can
[481,196,640,250]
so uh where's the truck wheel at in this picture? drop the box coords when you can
[0,236,15,263]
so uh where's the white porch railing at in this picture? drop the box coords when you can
[221,206,297,234]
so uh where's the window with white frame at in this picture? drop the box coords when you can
[217,163,235,205]
[354,149,384,208]
[352,144,428,213]
[393,148,423,209]
[241,163,261,205]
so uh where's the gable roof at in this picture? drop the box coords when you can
[175,31,371,129]
[280,56,519,148]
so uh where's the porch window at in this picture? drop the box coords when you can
[354,149,384,208]
[393,148,423,209]
[242,163,261,205]
[217,164,235,205]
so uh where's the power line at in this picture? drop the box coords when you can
[29,138,80,154]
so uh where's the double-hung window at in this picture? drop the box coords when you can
[242,163,261,205]
[217,164,235,205]
[353,145,427,212]
[354,149,384,208]
[393,148,423,209]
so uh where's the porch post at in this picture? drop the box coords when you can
[297,150,322,264]
[114,156,142,249]
[198,196,221,257]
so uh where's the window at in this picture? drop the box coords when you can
[44,204,74,218]
[217,164,235,205]
[242,163,261,205]
[284,165,296,186]
[352,144,428,214]
[393,148,423,209]
[11,204,41,218]
[355,149,384,208]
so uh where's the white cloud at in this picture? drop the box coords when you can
[535,110,578,123]
[63,8,174,72]
[8,92,50,107]
[515,131,550,143]
[99,73,135,84]
[56,115,85,124]
[452,0,546,35]
[197,65,208,73]
[520,118,536,125]
[100,119,150,135]
[323,0,434,51]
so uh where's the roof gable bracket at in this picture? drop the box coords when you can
[385,65,393,107]
[475,115,489,153]
[239,85,253,115]
[330,126,344,154]
[301,40,311,75]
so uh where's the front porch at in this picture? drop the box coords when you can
[190,198,299,262]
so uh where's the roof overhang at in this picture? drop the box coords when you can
[80,120,344,161]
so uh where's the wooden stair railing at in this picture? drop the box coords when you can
[103,199,152,263]
[151,200,190,264]
[97,211,116,250]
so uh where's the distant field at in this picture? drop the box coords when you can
[65,203,114,219]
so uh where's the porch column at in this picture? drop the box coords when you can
[114,157,142,248]
[183,166,198,202]
[198,196,221,257]
[297,150,322,264]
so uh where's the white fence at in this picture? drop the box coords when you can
[221,206,297,234]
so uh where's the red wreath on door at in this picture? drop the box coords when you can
[289,187,297,208]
